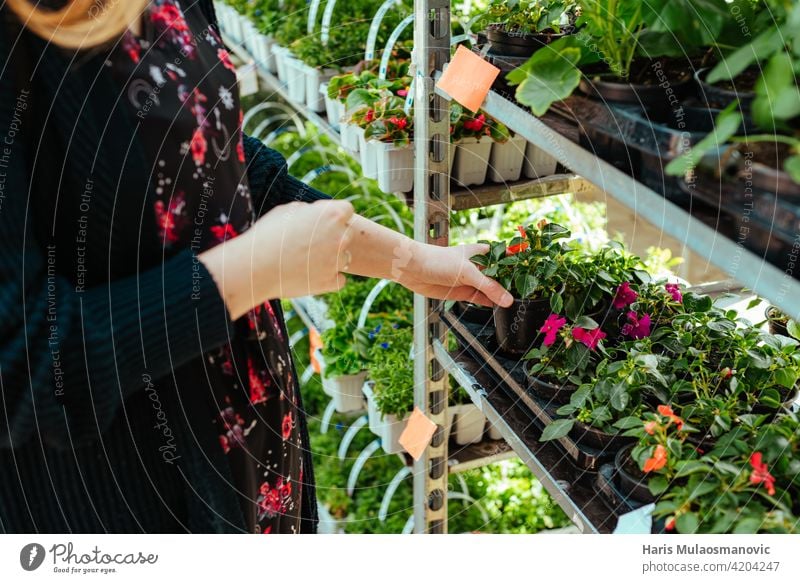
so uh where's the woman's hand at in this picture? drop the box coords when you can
[200,200,354,320]
[395,242,513,308]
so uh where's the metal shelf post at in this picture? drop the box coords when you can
[412,0,452,534]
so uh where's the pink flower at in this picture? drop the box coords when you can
[539,314,567,347]
[210,223,238,242]
[396,88,408,97]
[282,412,294,440]
[572,327,606,350]
[388,116,408,130]
[665,283,683,303]
[190,128,207,166]
[621,311,651,339]
[613,282,638,309]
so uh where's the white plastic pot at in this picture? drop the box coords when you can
[285,57,307,104]
[487,423,503,441]
[363,382,408,454]
[359,134,379,180]
[373,141,415,193]
[523,142,558,179]
[322,371,367,413]
[272,45,290,82]
[305,67,338,114]
[489,134,527,182]
[450,137,492,187]
[450,403,487,445]
[241,20,258,56]
[261,36,278,74]
[227,8,243,43]
[322,85,345,130]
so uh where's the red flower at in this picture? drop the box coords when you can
[248,357,268,404]
[643,444,667,473]
[388,116,408,130]
[539,314,567,347]
[572,327,606,350]
[190,128,207,166]
[721,367,733,379]
[218,48,236,72]
[396,88,408,97]
[262,526,273,534]
[644,420,658,435]
[464,114,486,132]
[218,435,230,454]
[749,452,776,496]
[665,283,683,303]
[613,282,638,309]
[364,109,375,123]
[281,412,294,441]
[665,516,676,531]
[621,311,651,339]
[657,404,684,430]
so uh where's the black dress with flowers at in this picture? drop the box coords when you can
[109,0,306,533]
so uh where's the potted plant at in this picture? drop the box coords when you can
[246,0,283,73]
[320,323,370,413]
[488,130,529,182]
[766,305,800,338]
[450,103,512,186]
[480,0,577,58]
[472,222,573,355]
[363,325,414,454]
[363,99,414,194]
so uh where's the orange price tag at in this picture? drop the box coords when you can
[399,406,438,461]
[436,45,500,113]
[309,328,323,374]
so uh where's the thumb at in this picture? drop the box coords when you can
[461,243,490,260]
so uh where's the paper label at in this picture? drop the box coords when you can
[435,45,500,113]
[399,407,438,460]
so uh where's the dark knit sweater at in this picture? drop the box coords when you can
[0,1,326,532]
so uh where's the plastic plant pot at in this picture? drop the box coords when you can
[487,423,503,441]
[578,73,693,123]
[485,26,563,58]
[359,134,379,180]
[451,137,493,187]
[523,142,558,179]
[322,370,367,413]
[614,444,656,504]
[493,297,551,356]
[363,381,408,454]
[374,141,415,193]
[305,67,338,114]
[272,45,288,82]
[285,57,307,104]
[256,35,277,74]
[225,7,243,43]
[766,305,789,336]
[242,20,259,57]
[694,67,755,111]
[339,122,361,154]
[322,85,345,130]
[455,301,494,326]
[450,403,487,445]
[527,374,579,406]
[570,420,634,452]
[488,134,527,182]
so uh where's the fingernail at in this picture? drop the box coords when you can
[501,292,513,306]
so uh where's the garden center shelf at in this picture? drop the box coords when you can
[432,338,617,534]
[434,81,800,321]
[224,34,581,211]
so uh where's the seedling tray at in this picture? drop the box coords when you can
[442,308,616,471]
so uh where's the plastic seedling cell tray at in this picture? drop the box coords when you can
[441,309,616,472]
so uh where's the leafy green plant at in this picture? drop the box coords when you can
[479,0,577,35]
[450,103,511,143]
[367,325,414,418]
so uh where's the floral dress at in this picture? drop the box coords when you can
[108,0,305,533]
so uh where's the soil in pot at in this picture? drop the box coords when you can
[579,58,694,123]
[766,305,789,337]
[571,420,634,453]
[455,301,494,327]
[485,24,565,58]
[695,66,759,110]
[493,297,551,356]
[614,444,656,504]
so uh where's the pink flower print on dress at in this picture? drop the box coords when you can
[153,191,186,246]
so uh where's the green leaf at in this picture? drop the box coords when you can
[733,516,763,534]
[540,419,574,442]
[787,318,800,340]
[609,383,630,412]
[648,475,670,496]
[550,293,564,314]
[706,28,782,84]
[613,416,644,430]
[784,156,800,185]
[573,316,599,330]
[514,46,582,116]
[676,512,700,534]
[665,104,742,176]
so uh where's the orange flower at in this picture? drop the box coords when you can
[657,404,683,430]
[643,444,667,473]
[749,452,776,496]
[506,226,530,255]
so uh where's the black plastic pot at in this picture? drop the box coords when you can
[578,73,692,123]
[746,161,800,202]
[579,124,641,176]
[766,305,789,337]
[455,301,494,327]
[527,374,578,405]
[751,386,799,415]
[694,67,756,111]
[570,420,635,452]
[485,25,563,58]
[493,297,551,356]
[614,444,656,504]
